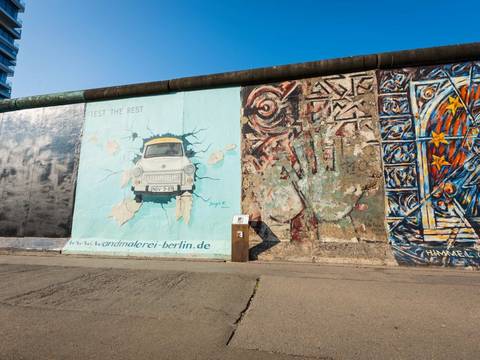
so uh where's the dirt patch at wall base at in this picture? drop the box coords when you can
[251,241,396,266]
[0,237,68,252]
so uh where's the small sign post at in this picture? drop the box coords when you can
[231,214,250,262]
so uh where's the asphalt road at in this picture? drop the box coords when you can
[0,254,478,359]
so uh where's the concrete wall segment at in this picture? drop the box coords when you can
[2,43,480,111]
[0,104,85,238]
[241,71,387,262]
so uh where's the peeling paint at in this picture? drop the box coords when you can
[109,198,142,226]
[208,150,224,165]
[88,134,98,144]
[105,140,119,155]
[120,169,132,188]
[175,192,193,224]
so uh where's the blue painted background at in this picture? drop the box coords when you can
[63,87,241,258]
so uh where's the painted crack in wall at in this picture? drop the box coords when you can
[63,88,241,258]
[105,128,231,226]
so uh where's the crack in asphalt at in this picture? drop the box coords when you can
[226,277,260,346]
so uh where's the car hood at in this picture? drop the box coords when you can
[138,157,191,172]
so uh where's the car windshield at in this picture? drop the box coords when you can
[144,143,183,158]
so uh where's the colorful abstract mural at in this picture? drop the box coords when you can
[241,72,386,255]
[378,62,480,266]
[63,88,241,258]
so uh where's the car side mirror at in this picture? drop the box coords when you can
[186,149,195,157]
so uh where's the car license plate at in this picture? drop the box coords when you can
[150,185,175,193]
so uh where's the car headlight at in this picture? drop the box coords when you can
[184,164,195,175]
[132,166,143,178]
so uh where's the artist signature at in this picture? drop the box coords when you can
[208,200,229,208]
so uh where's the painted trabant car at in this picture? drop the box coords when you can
[131,137,195,202]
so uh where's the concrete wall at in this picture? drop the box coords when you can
[63,89,241,259]
[0,50,479,267]
[241,72,387,262]
[243,63,480,266]
[0,104,84,238]
[378,62,480,266]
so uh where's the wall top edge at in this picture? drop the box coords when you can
[2,42,480,112]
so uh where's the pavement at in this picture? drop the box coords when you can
[0,254,479,359]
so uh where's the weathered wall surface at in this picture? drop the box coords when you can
[1,48,480,267]
[241,72,388,261]
[0,104,84,238]
[378,62,480,266]
[63,88,241,258]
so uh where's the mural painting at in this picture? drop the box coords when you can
[241,72,386,257]
[63,88,241,258]
[378,62,480,266]
[0,104,85,238]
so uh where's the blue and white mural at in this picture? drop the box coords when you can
[63,88,241,258]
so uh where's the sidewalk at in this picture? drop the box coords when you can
[0,254,478,359]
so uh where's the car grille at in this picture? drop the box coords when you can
[144,172,182,184]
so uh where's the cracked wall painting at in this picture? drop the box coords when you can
[0,104,85,238]
[63,88,241,258]
[378,62,480,266]
[241,72,386,257]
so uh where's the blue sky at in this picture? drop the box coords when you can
[12,0,480,98]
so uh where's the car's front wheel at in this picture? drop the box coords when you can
[134,194,143,203]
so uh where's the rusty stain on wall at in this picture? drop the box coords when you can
[241,72,386,252]
[0,104,85,237]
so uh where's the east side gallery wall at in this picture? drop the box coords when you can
[1,61,480,267]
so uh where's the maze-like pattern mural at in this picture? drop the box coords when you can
[378,62,480,266]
